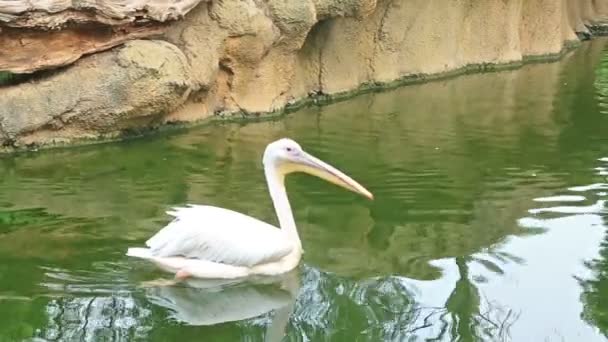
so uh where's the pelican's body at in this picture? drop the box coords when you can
[127,205,302,279]
[127,138,372,279]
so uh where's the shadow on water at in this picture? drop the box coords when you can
[1,40,608,341]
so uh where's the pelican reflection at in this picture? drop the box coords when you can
[140,271,300,339]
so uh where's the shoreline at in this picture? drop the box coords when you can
[1,29,606,155]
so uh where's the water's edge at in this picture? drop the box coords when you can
[2,30,606,156]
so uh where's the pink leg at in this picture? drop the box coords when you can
[175,269,192,280]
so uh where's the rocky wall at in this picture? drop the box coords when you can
[0,0,607,150]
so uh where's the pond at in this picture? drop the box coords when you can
[2,39,608,341]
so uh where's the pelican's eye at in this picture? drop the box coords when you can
[286,147,293,152]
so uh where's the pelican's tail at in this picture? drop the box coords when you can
[126,247,154,259]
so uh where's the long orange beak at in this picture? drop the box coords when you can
[279,151,374,200]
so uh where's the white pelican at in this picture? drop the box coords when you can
[126,138,373,279]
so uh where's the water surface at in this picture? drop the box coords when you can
[2,40,608,341]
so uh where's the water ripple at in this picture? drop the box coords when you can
[533,195,587,203]
[568,183,608,192]
[528,200,606,215]
[40,262,134,296]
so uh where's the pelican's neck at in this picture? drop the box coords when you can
[264,164,302,251]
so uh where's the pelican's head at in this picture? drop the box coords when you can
[263,138,373,200]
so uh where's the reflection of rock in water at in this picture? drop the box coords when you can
[143,272,299,328]
[595,50,608,115]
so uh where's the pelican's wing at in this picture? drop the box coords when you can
[144,205,294,267]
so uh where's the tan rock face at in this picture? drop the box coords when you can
[0,0,206,74]
[0,40,191,147]
[0,25,166,73]
[0,0,205,27]
[0,0,607,150]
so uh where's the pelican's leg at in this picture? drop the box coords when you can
[139,278,180,287]
[175,269,192,280]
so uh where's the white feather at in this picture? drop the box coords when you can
[139,205,294,268]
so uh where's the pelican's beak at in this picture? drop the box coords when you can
[283,151,374,200]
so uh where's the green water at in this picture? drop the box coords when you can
[3,40,608,341]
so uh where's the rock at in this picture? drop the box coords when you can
[587,22,608,36]
[0,0,207,74]
[0,40,192,148]
[312,0,377,19]
[2,0,608,151]
[0,0,206,28]
[0,25,166,74]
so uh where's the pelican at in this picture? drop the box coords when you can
[126,138,373,279]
